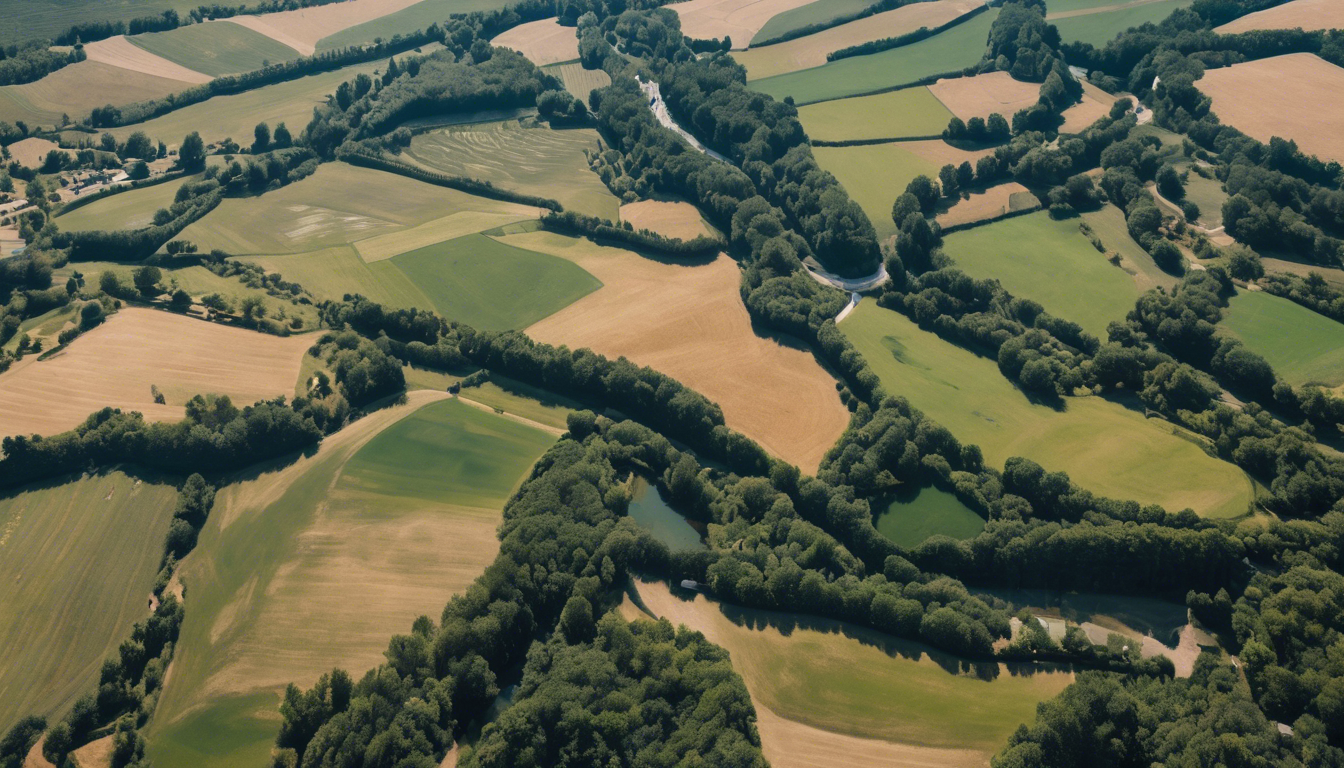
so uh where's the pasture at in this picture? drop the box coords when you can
[842,302,1255,518]
[1196,54,1344,164]
[146,394,554,768]
[873,486,986,548]
[0,307,311,439]
[619,200,714,240]
[1177,164,1228,229]
[505,229,851,473]
[403,120,619,219]
[749,8,998,105]
[797,88,953,142]
[812,143,937,239]
[1079,205,1180,292]
[127,21,302,77]
[1219,290,1344,388]
[239,246,434,311]
[490,18,579,66]
[0,61,187,128]
[1047,0,1194,47]
[0,0,197,47]
[0,471,177,734]
[6,137,64,169]
[941,210,1139,338]
[1217,0,1344,33]
[316,0,515,51]
[734,0,983,81]
[55,175,198,232]
[750,0,873,45]
[545,62,612,101]
[671,0,817,47]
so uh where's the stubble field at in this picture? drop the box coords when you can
[1196,53,1344,164]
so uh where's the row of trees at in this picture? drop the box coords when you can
[0,41,85,87]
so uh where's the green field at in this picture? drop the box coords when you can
[813,143,936,238]
[1079,205,1179,292]
[55,175,199,232]
[128,21,303,77]
[241,246,432,310]
[316,0,514,51]
[749,8,997,105]
[147,397,555,768]
[0,0,198,46]
[404,120,620,220]
[797,87,953,142]
[942,211,1140,338]
[0,471,178,733]
[544,62,612,102]
[873,486,985,548]
[751,0,875,45]
[1220,290,1344,388]
[842,302,1254,517]
[1048,0,1193,47]
[1175,163,1228,229]
[0,60,188,129]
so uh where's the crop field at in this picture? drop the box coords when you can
[671,0,818,47]
[0,61,188,128]
[239,246,432,311]
[146,394,554,768]
[874,486,986,548]
[83,34,215,83]
[942,211,1139,338]
[491,18,579,66]
[504,230,851,473]
[619,200,714,240]
[1059,80,1117,133]
[797,88,953,142]
[0,0,197,47]
[928,71,1039,122]
[1196,54,1344,164]
[6,137,63,169]
[813,143,937,239]
[1047,0,1194,47]
[749,8,998,105]
[1219,290,1344,388]
[0,471,178,734]
[55,176,198,231]
[219,0,423,55]
[750,0,873,45]
[936,182,1037,228]
[0,308,311,439]
[1217,0,1344,32]
[545,62,612,101]
[403,120,620,220]
[843,302,1255,517]
[1079,205,1180,292]
[734,0,983,81]
[127,21,303,78]
[316,0,515,51]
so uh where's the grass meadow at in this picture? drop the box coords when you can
[1079,205,1180,292]
[1220,290,1344,387]
[797,88,952,142]
[146,395,555,768]
[813,143,936,238]
[0,0,197,46]
[55,175,199,232]
[0,61,187,128]
[750,0,873,44]
[0,472,178,733]
[1049,0,1194,47]
[316,0,514,50]
[873,486,985,549]
[127,21,303,77]
[749,8,997,105]
[545,62,612,101]
[842,302,1255,518]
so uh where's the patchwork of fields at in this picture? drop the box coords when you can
[798,88,953,142]
[126,21,303,78]
[0,60,189,128]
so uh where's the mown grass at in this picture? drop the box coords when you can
[1220,289,1344,387]
[813,143,936,238]
[749,8,997,104]
[873,486,985,548]
[316,0,514,51]
[942,211,1139,338]
[1049,0,1193,47]
[0,471,177,733]
[797,87,952,142]
[55,175,199,232]
[842,302,1255,518]
[127,21,302,77]
[750,0,874,45]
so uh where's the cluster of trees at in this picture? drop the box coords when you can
[536,88,588,125]
[1221,163,1344,266]
[55,178,223,262]
[0,41,85,87]
[313,331,407,407]
[1260,271,1344,323]
[211,146,318,195]
[163,473,216,560]
[52,10,181,47]
[191,0,349,22]
[541,209,726,257]
[942,113,1011,144]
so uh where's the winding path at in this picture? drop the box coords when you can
[637,77,730,162]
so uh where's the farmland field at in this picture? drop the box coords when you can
[797,88,953,142]
[545,61,612,101]
[83,34,215,83]
[316,0,515,51]
[1196,54,1344,164]
[0,471,178,734]
[127,21,303,77]
[928,71,1039,122]
[0,60,189,128]
[873,486,986,548]
[813,143,937,238]
[146,394,555,768]
[941,210,1140,338]
[55,176,198,231]
[217,0,423,55]
[843,302,1255,518]
[750,0,874,45]
[749,8,998,105]
[620,200,714,240]
[490,18,579,66]
[671,0,818,46]
[1219,290,1344,388]
[0,0,197,47]
[1079,204,1180,292]
[1047,0,1194,47]
[936,182,1038,228]
[1216,0,1344,33]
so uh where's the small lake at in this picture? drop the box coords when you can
[873,486,985,548]
[628,475,707,551]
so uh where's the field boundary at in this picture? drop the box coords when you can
[811,133,944,147]
[937,198,1043,234]
[789,67,972,107]
[54,171,192,218]
[826,3,990,62]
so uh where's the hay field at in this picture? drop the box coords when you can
[750,0,873,45]
[0,472,178,734]
[928,71,1039,121]
[733,0,983,81]
[84,35,213,83]
[874,487,985,549]
[507,230,850,473]
[545,62,612,102]
[813,143,938,238]
[146,394,554,768]
[221,0,423,55]
[241,246,434,311]
[843,302,1255,518]
[750,8,998,105]
[127,22,302,78]
[632,579,1072,756]
[942,211,1139,338]
[1079,205,1180,292]
[935,182,1034,228]
[0,308,310,439]
[797,88,953,142]
[403,121,620,219]
[5,138,63,169]
[1059,80,1118,133]
[316,0,515,51]
[1048,0,1194,47]
[55,176,197,231]
[0,61,189,128]
[619,200,713,240]
[491,18,579,66]
[1219,290,1344,388]
[1197,54,1344,164]
[672,0,818,47]
[0,0,197,47]
[1217,0,1344,33]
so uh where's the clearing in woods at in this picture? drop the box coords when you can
[1059,80,1118,133]
[126,21,303,78]
[0,308,311,439]
[1196,53,1344,165]
[145,394,556,768]
[490,18,579,66]
[619,200,714,241]
[4,138,63,169]
[1216,0,1344,32]
[1078,204,1180,292]
[812,143,938,239]
[505,229,851,474]
[0,61,188,128]
[750,0,874,45]
[1219,290,1344,388]
[55,175,199,232]
[796,88,954,142]
[670,0,818,47]
[842,301,1255,518]
[733,0,983,81]
[1047,0,1194,47]
[545,62,612,101]
[0,472,178,734]
[748,8,998,105]
[935,182,1037,229]
[316,0,516,51]
[873,486,986,549]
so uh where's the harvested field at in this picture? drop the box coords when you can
[935,182,1035,228]
[491,18,579,66]
[545,61,612,101]
[797,88,953,142]
[1060,80,1118,133]
[750,0,872,45]
[1197,53,1344,164]
[903,138,993,168]
[222,0,423,55]
[843,302,1255,518]
[83,34,213,83]
[5,138,64,169]
[0,308,311,439]
[1048,0,1194,47]
[1220,289,1344,388]
[928,71,1039,121]
[1217,0,1344,33]
[672,0,818,47]
[619,200,713,240]
[222,14,319,56]
[146,394,553,768]
[317,0,515,51]
[127,21,302,78]
[507,230,850,473]
[733,0,983,80]
[55,175,197,232]
[0,61,189,128]
[1261,257,1344,290]
[813,143,938,238]
[0,471,178,734]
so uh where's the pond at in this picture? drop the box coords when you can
[873,485,985,548]
[627,475,707,551]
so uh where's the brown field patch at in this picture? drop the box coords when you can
[902,138,993,169]
[491,18,580,66]
[1216,0,1344,32]
[928,71,1040,122]
[83,35,213,84]
[673,0,819,48]
[1059,81,1118,133]
[619,200,713,241]
[733,0,982,80]
[5,137,64,169]
[0,61,191,128]
[0,308,311,439]
[1197,53,1344,164]
[753,704,986,768]
[223,0,423,53]
[507,231,849,472]
[936,182,1033,228]
[71,735,113,768]
[224,15,319,56]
